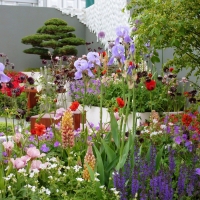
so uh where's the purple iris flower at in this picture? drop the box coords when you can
[130,43,135,54]
[116,26,129,38]
[87,52,101,67]
[108,44,125,65]
[74,59,94,79]
[40,144,50,153]
[127,63,135,75]
[115,26,132,45]
[0,63,11,83]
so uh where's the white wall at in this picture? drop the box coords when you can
[0,0,86,8]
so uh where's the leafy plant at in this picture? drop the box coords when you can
[21,18,85,59]
[126,0,200,77]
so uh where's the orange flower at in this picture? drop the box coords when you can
[69,101,79,111]
[116,97,125,108]
[34,123,46,136]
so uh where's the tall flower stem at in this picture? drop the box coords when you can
[120,89,131,157]
[132,85,136,140]
[119,76,126,134]
[100,77,103,131]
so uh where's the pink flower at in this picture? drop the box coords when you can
[31,160,42,170]
[13,133,23,144]
[103,124,111,132]
[3,141,14,150]
[11,158,26,169]
[26,147,41,159]
[54,108,66,120]
[114,112,120,121]
[3,141,14,156]
[21,155,31,163]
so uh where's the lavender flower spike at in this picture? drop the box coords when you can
[0,63,11,83]
[108,44,125,65]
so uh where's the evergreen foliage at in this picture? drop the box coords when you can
[21,18,85,59]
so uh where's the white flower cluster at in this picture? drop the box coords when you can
[3,173,16,181]
[24,184,37,192]
[39,186,51,195]
[73,165,82,172]
[110,188,120,196]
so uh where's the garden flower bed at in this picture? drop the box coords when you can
[0,8,200,199]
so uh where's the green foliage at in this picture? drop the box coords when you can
[0,122,13,134]
[126,0,200,76]
[21,18,85,60]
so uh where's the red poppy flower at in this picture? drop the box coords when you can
[70,101,79,111]
[145,80,156,91]
[182,114,192,127]
[34,123,46,136]
[169,67,174,72]
[31,129,36,135]
[1,80,24,97]
[116,97,125,108]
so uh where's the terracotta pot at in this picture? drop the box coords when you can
[73,111,86,130]
[24,88,38,110]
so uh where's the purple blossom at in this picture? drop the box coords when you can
[54,108,66,120]
[132,27,137,32]
[98,31,105,39]
[195,168,200,175]
[129,43,135,54]
[2,151,7,157]
[169,149,175,172]
[166,126,171,133]
[174,125,180,134]
[178,165,187,196]
[74,59,94,79]
[131,178,139,197]
[116,26,130,38]
[87,52,101,67]
[0,63,11,83]
[174,136,183,144]
[40,144,50,153]
[54,141,60,147]
[108,44,125,65]
[29,135,35,142]
[0,132,4,136]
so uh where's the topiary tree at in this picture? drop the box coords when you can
[21,18,85,59]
